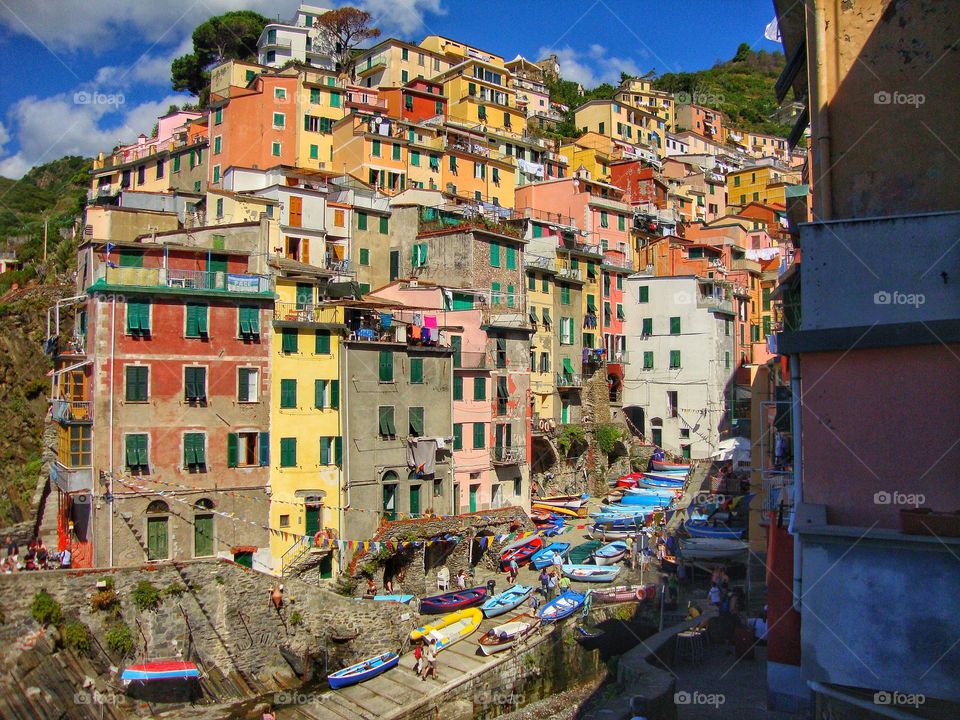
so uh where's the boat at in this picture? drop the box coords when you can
[533,503,588,518]
[529,542,571,569]
[540,518,566,537]
[566,539,601,564]
[643,471,687,483]
[368,594,418,606]
[561,564,622,583]
[477,613,541,655]
[410,608,483,650]
[419,586,488,615]
[588,519,642,540]
[573,623,605,649]
[593,504,659,518]
[615,472,644,488]
[651,459,691,472]
[683,520,746,539]
[121,661,200,685]
[481,584,533,618]
[500,536,543,566]
[592,540,629,566]
[537,590,586,622]
[590,584,657,604]
[606,497,671,510]
[679,537,749,559]
[533,494,588,510]
[619,489,678,505]
[327,651,399,689]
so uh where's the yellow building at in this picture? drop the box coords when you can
[574,99,667,155]
[441,143,516,208]
[419,35,505,67]
[353,39,452,89]
[435,60,527,134]
[726,164,801,209]
[614,77,676,131]
[297,67,349,171]
[559,133,619,181]
[526,257,558,421]
[269,272,344,577]
[332,114,409,193]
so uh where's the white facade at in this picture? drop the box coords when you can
[622,275,735,459]
[257,4,335,69]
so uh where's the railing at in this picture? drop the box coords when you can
[557,266,583,281]
[603,251,633,269]
[99,266,271,294]
[492,445,525,464]
[697,294,734,313]
[52,399,93,423]
[607,350,629,364]
[762,471,794,512]
[418,207,524,239]
[87,186,116,202]
[525,255,555,271]
[560,238,603,257]
[326,257,351,274]
[454,351,489,370]
[555,372,583,387]
[262,38,293,50]
[274,302,341,324]
[517,207,579,229]
[50,462,92,494]
[587,194,631,213]
[732,258,762,273]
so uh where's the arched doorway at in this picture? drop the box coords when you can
[623,406,645,437]
[193,498,215,558]
[145,500,169,561]
[382,471,399,521]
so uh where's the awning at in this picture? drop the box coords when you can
[542,308,551,323]
[528,309,538,324]
[562,358,575,374]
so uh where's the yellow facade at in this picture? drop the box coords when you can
[573,100,665,155]
[354,41,452,88]
[297,69,348,171]
[439,63,527,134]
[269,279,343,575]
[405,131,445,191]
[332,115,409,193]
[559,135,617,180]
[527,265,557,420]
[419,36,505,67]
[727,165,801,209]
[615,78,676,131]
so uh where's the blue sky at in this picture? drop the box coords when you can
[0,0,781,178]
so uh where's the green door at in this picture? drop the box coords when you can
[234,551,253,568]
[452,292,474,310]
[305,504,321,540]
[561,402,569,424]
[652,428,662,447]
[389,250,399,281]
[682,445,691,460]
[194,514,213,557]
[469,484,479,513]
[409,485,421,517]
[146,517,168,560]
[383,484,397,521]
[296,283,313,309]
[207,254,228,290]
[207,254,228,274]
[319,555,333,579]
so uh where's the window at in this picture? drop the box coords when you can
[185,304,209,338]
[505,246,516,270]
[528,274,536,291]
[371,139,381,157]
[560,285,570,305]
[725,319,732,336]
[173,155,181,172]
[453,374,463,400]
[184,432,206,470]
[330,91,341,108]
[273,112,285,128]
[410,149,420,166]
[638,286,649,303]
[379,350,394,382]
[378,406,396,438]
[392,143,401,161]
[310,88,320,104]
[640,317,651,337]
[734,175,741,187]
[495,337,507,368]
[539,352,550,373]
[600,210,609,228]
[280,379,297,408]
[281,327,298,353]
[280,437,297,467]
[449,155,458,172]
[279,514,290,528]
[125,365,148,402]
[670,316,681,335]
[491,281,501,305]
[412,242,428,267]
[473,377,486,401]
[272,141,281,157]
[618,215,625,231]
[359,248,370,266]
[435,100,443,115]
[356,211,368,231]
[238,307,260,338]
[313,329,331,356]
[453,423,463,450]
[616,304,625,320]
[319,436,341,465]
[408,406,424,436]
[214,107,222,125]
[184,367,206,402]
[227,431,268,467]
[238,368,259,402]
[213,135,222,154]
[401,70,409,83]
[669,350,681,369]
[379,216,389,234]
[125,434,149,474]
[309,144,318,160]
[410,357,424,383]
[126,300,150,335]
[643,351,654,369]
[667,391,678,418]
[473,422,485,449]
[489,242,500,267]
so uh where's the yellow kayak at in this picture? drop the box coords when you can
[533,503,588,518]
[409,608,482,651]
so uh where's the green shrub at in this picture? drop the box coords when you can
[62,621,92,654]
[290,610,303,626]
[214,575,225,585]
[595,424,624,455]
[105,622,135,657]
[130,580,162,611]
[98,577,115,589]
[91,588,121,616]
[334,576,359,597]
[31,590,63,626]
[163,582,187,598]
[556,425,587,456]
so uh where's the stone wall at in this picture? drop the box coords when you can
[0,558,418,718]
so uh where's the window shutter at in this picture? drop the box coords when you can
[473,422,485,449]
[474,377,485,400]
[490,242,500,267]
[453,375,463,400]
[314,379,326,409]
[186,304,199,337]
[125,435,138,467]
[227,433,238,467]
[639,286,649,302]
[334,436,343,466]
[410,358,424,383]
[319,437,331,465]
[670,317,681,334]
[282,328,298,353]
[379,350,393,381]
[196,305,207,335]
[506,246,516,269]
[330,380,340,409]
[315,329,331,354]
[451,336,462,367]
[409,407,424,436]
[259,432,270,466]
[453,423,463,450]
[238,369,249,402]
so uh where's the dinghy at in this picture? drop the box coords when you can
[327,652,399,689]
[533,494,588,510]
[500,536,543,567]
[679,537,749,559]
[590,584,657,604]
[683,520,745,539]
[643,471,687,483]
[121,661,199,685]
[409,608,483,650]
[651,459,691,472]
[419,586,487,615]
[368,594,417,606]
[592,540,629,566]
[537,590,586,622]
[561,564,622,583]
[588,518,642,540]
[529,542,571,570]
[477,613,540,655]
[481,584,533,618]
[619,489,678,505]
[532,503,587,518]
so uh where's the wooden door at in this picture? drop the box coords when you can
[305,504,321,538]
[469,484,478,513]
[289,196,303,227]
[194,514,213,557]
[409,485,421,517]
[146,516,168,560]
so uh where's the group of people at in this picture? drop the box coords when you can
[3,535,69,573]
[412,637,439,680]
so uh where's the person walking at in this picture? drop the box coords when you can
[558,574,571,592]
[413,642,423,674]
[546,570,558,600]
[507,558,519,583]
[420,638,438,681]
[529,592,542,614]
[456,569,467,590]
[539,567,550,595]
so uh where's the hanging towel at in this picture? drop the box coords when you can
[436,437,446,450]
[421,327,431,342]
[380,312,393,329]
[424,315,438,329]
[409,325,421,341]
[406,438,438,475]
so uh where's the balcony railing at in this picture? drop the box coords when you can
[492,445,525,464]
[50,462,92,494]
[97,266,271,294]
[454,351,489,370]
[274,302,341,324]
[697,294,734,313]
[602,251,633,269]
[525,255,555,271]
[732,258,762,274]
[556,266,582,281]
[555,372,583,388]
[52,399,93,423]
[418,207,524,239]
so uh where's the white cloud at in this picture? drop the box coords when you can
[94,36,194,88]
[537,44,644,88]
[0,92,189,178]
[358,0,445,37]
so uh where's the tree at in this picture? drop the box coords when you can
[733,42,753,63]
[315,7,381,79]
[171,10,269,106]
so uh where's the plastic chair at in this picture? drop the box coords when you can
[436,567,450,591]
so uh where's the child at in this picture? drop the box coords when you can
[413,642,423,674]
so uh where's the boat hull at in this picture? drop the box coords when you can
[477,613,540,655]
[410,608,483,650]
[481,585,533,618]
[537,590,586,622]
[419,587,487,615]
[121,661,199,684]
[590,584,657,604]
[651,460,690,472]
[592,541,628,566]
[684,521,745,539]
[529,542,571,570]
[501,537,543,567]
[561,564,622,583]
[327,652,399,689]
[680,538,749,559]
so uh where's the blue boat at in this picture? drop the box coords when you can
[643,471,687,482]
[619,490,677,505]
[121,661,199,684]
[684,520,745,539]
[327,651,399,689]
[561,564,622,583]
[592,540,629,566]
[530,542,571,569]
[368,594,417,606]
[537,590,586,622]
[481,584,533,617]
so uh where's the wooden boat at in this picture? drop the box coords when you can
[679,538,749,559]
[121,661,199,685]
[481,584,533,618]
[500,536,543,567]
[651,459,691,472]
[590,584,657,604]
[588,519,642,540]
[410,608,483,650]
[592,540,629,566]
[573,623,605,649]
[535,494,588,510]
[327,651,399,689]
[531,510,556,524]
[684,520,746,539]
[419,586,487,615]
[616,472,644,488]
[619,489,678,505]
[530,542,571,570]
[533,503,588,518]
[561,564,622,583]
[567,539,601,564]
[643,471,687,483]
[540,518,566,537]
[477,613,541,655]
[537,590,586,622]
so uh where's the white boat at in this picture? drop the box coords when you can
[679,538,749,559]
[561,564,622,583]
[592,540,629,566]
[477,613,540,655]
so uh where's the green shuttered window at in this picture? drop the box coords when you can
[126,366,148,401]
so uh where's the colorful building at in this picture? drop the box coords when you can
[353,39,452,89]
[574,99,666,155]
[675,103,724,141]
[614,77,676,132]
[726,163,801,210]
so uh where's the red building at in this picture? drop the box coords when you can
[609,160,668,207]
[382,78,447,123]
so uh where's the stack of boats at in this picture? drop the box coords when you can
[532,494,589,518]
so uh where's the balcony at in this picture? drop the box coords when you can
[50,462,92,494]
[732,257,761,274]
[761,471,794,512]
[525,255,555,272]
[418,207,524,240]
[95,266,272,295]
[274,302,342,325]
[52,399,93,424]
[696,294,734,314]
[559,237,603,258]
[261,37,292,50]
[556,265,583,281]
[587,194,630,213]
[555,372,583,388]
[357,59,387,77]
[607,350,629,365]
[344,307,449,348]
[453,351,489,370]
[602,250,633,270]
[492,445,525,464]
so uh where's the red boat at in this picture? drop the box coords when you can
[121,660,199,684]
[500,537,543,567]
[419,586,488,615]
[616,472,643,488]
[531,510,555,524]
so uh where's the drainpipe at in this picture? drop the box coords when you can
[809,0,832,220]
[787,353,802,611]
[108,293,116,567]
[340,333,348,568]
